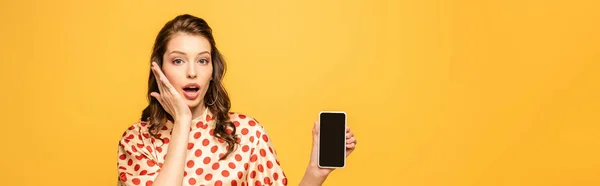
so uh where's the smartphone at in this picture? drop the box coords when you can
[318,111,347,168]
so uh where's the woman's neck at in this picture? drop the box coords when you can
[190,103,207,119]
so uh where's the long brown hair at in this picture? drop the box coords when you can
[141,14,237,160]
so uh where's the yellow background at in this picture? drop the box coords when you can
[1,0,599,185]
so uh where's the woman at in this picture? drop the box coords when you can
[116,14,357,186]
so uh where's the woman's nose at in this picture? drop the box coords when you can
[187,67,197,79]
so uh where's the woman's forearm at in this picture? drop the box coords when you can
[151,119,190,186]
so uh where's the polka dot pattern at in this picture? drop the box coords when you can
[116,108,288,185]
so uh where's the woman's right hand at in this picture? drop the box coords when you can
[149,61,192,122]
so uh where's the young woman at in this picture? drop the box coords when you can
[116,14,357,186]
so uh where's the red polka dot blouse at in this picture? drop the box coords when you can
[117,108,288,186]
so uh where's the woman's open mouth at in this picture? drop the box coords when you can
[182,83,200,100]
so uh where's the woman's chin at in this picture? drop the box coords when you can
[185,99,203,108]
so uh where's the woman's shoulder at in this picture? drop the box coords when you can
[120,121,151,136]
[228,112,264,129]
[117,121,153,146]
[227,112,275,146]
[117,121,162,161]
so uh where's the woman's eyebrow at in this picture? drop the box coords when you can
[168,50,210,56]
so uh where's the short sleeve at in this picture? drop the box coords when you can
[246,125,288,186]
[116,124,161,186]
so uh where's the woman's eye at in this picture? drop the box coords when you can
[173,59,184,64]
[198,59,209,64]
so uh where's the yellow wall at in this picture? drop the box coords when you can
[1,0,599,185]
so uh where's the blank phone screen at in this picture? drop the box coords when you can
[319,112,346,168]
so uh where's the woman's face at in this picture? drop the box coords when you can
[161,33,213,108]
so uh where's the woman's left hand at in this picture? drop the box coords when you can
[304,121,357,183]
